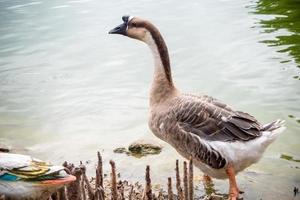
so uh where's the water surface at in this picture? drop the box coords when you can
[0,0,299,199]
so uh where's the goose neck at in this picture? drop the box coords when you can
[145,31,177,106]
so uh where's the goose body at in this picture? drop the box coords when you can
[109,16,285,199]
[0,153,75,199]
[148,94,285,179]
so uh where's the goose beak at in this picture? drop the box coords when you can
[109,22,127,35]
[109,15,131,35]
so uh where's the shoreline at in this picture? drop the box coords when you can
[0,151,227,200]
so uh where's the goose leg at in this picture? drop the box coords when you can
[226,165,239,200]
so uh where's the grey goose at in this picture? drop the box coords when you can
[109,16,285,200]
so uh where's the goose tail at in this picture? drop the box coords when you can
[261,119,286,138]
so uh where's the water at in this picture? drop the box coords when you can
[253,0,300,69]
[0,0,299,199]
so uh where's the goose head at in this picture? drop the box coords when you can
[109,16,157,44]
[109,16,175,96]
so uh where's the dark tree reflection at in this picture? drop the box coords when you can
[254,0,300,68]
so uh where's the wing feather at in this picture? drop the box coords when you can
[172,95,262,142]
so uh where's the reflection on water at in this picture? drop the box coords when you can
[254,0,300,71]
[0,0,300,199]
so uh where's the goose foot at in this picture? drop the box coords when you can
[203,174,212,184]
[203,174,215,195]
[226,165,239,200]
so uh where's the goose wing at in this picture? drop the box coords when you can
[171,94,262,142]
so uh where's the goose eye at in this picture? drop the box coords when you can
[131,22,137,28]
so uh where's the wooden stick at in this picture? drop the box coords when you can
[118,181,125,200]
[128,185,134,200]
[81,178,86,200]
[167,177,173,200]
[183,161,188,200]
[95,171,100,200]
[67,167,82,200]
[80,164,94,200]
[95,189,99,200]
[96,151,103,188]
[175,160,184,200]
[51,192,59,200]
[96,151,104,200]
[143,165,152,200]
[158,189,164,200]
[188,159,193,200]
[110,160,118,200]
[58,187,67,200]
[95,186,105,200]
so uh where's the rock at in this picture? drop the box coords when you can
[0,139,29,154]
[0,143,10,152]
[128,139,162,157]
[113,140,163,158]
[113,147,128,154]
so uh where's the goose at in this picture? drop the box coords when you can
[0,152,76,200]
[109,16,286,200]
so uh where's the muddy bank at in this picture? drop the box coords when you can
[56,152,228,200]
[0,151,228,200]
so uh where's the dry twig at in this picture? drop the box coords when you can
[188,159,194,200]
[143,165,152,200]
[110,160,118,200]
[167,177,173,200]
[183,161,188,200]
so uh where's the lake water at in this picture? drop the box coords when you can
[0,0,299,199]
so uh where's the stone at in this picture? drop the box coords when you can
[113,147,128,154]
[128,139,162,157]
[0,143,10,152]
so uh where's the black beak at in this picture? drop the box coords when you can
[109,16,130,35]
[109,23,127,35]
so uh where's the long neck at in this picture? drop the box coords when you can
[145,31,177,106]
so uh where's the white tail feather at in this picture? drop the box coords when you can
[262,119,285,132]
[262,120,286,142]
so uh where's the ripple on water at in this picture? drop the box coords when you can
[5,1,42,10]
